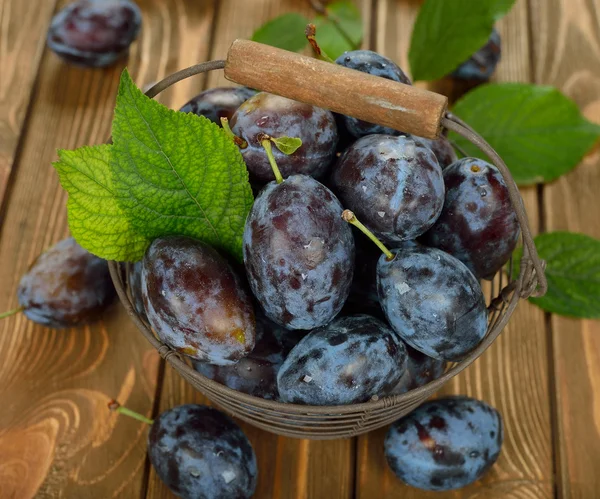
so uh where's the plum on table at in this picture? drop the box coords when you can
[385,396,503,491]
[46,0,142,68]
[453,29,502,81]
[16,237,115,328]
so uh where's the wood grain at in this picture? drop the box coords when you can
[146,1,364,498]
[0,0,58,203]
[528,0,600,497]
[355,1,554,497]
[0,0,215,497]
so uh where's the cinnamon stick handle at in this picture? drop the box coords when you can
[224,39,448,139]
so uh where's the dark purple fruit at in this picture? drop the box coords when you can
[331,134,445,243]
[193,313,304,400]
[335,50,411,137]
[179,87,256,125]
[387,345,447,395]
[277,314,407,405]
[230,92,338,182]
[46,0,142,68]
[418,136,458,169]
[385,396,503,491]
[141,236,255,365]
[148,404,257,499]
[423,158,520,279]
[17,237,115,328]
[243,175,354,330]
[452,29,501,81]
[377,243,488,361]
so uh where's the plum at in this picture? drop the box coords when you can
[385,396,503,490]
[387,345,447,395]
[453,29,502,81]
[230,92,338,182]
[243,175,354,330]
[193,313,304,400]
[148,404,257,499]
[335,50,411,137]
[180,87,256,125]
[17,237,115,328]
[377,242,488,361]
[46,0,142,68]
[418,136,458,169]
[423,158,520,279]
[330,134,445,243]
[277,314,407,405]
[141,236,255,365]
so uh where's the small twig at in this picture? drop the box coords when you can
[305,24,334,62]
[308,0,359,51]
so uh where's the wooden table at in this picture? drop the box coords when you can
[1,0,598,497]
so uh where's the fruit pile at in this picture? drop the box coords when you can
[120,49,519,409]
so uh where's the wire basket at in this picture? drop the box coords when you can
[108,43,547,440]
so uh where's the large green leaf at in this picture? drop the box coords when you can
[451,83,600,185]
[408,0,516,81]
[54,145,150,261]
[111,70,254,262]
[513,232,600,318]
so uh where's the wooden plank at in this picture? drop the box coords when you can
[0,0,215,497]
[0,0,58,204]
[528,1,600,497]
[146,1,367,498]
[355,1,554,497]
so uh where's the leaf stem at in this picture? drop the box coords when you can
[220,117,248,148]
[305,24,335,63]
[108,399,154,425]
[0,306,24,320]
[342,210,394,260]
[259,134,284,184]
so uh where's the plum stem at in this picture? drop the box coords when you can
[0,306,25,320]
[305,24,335,63]
[220,117,248,148]
[342,210,394,260]
[108,399,154,425]
[259,135,284,184]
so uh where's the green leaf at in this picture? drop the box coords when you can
[408,0,514,81]
[491,0,517,18]
[450,83,600,185]
[53,145,150,261]
[325,1,363,47]
[512,232,600,318]
[271,136,303,155]
[111,70,254,262]
[312,2,362,60]
[251,13,310,52]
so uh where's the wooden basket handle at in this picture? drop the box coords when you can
[223,39,448,139]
